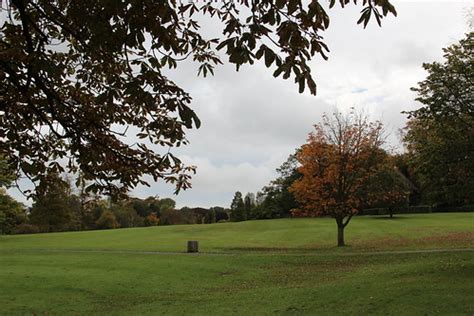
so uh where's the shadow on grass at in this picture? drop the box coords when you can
[217,246,350,254]
[368,215,411,220]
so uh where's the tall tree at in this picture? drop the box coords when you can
[404,32,474,206]
[230,191,246,222]
[244,192,256,216]
[29,172,74,232]
[290,111,393,246]
[1,0,396,196]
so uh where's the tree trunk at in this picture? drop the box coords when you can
[337,225,345,247]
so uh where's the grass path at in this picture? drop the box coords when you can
[1,246,473,257]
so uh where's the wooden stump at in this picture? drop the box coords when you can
[187,240,199,253]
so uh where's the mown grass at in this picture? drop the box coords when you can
[0,213,473,315]
[1,213,473,253]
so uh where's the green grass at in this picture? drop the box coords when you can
[1,213,473,253]
[1,213,473,315]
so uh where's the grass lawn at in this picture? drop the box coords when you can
[1,213,473,315]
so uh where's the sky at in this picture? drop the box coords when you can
[8,0,473,208]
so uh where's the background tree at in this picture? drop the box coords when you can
[160,208,197,225]
[230,191,246,222]
[157,198,177,214]
[210,206,229,222]
[29,172,74,232]
[205,208,217,224]
[254,152,301,219]
[244,192,256,218]
[1,0,396,196]
[392,153,422,206]
[95,210,119,230]
[66,193,83,231]
[110,200,143,228]
[75,171,102,230]
[0,189,27,234]
[0,155,26,234]
[363,163,411,218]
[290,111,390,246]
[404,32,474,206]
[131,198,151,218]
[144,213,160,227]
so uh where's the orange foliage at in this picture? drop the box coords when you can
[290,111,389,220]
[144,212,160,226]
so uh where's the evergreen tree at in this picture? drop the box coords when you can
[29,173,74,232]
[244,193,256,219]
[230,191,246,222]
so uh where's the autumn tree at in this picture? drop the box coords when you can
[144,212,160,226]
[404,32,474,206]
[290,111,394,246]
[1,0,396,196]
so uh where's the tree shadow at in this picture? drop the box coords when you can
[217,246,321,253]
[368,215,411,220]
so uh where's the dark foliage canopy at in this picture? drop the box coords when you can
[404,32,473,206]
[0,0,396,195]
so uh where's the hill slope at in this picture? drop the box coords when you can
[1,213,473,252]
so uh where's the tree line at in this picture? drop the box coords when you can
[0,169,231,235]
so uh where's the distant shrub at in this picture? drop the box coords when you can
[13,223,40,234]
[211,207,229,222]
[110,201,143,228]
[96,210,119,229]
[358,204,473,216]
[160,209,184,225]
[144,213,160,226]
[432,205,474,213]
[407,205,432,213]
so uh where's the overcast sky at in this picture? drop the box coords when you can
[8,0,472,208]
